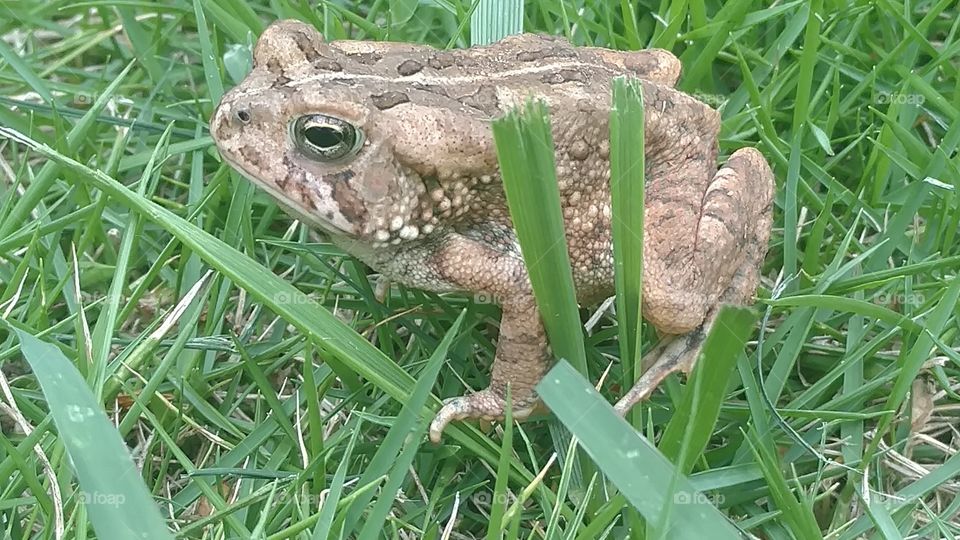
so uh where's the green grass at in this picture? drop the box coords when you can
[1,1,959,539]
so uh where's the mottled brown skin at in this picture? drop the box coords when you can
[211,20,775,442]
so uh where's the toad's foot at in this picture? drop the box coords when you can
[613,330,703,415]
[429,389,539,443]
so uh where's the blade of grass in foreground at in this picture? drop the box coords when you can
[485,387,514,540]
[609,76,646,398]
[492,99,586,374]
[537,361,741,539]
[655,307,757,536]
[3,325,173,540]
[609,73,647,539]
[745,427,823,539]
[492,98,593,493]
[309,421,361,540]
[658,306,757,473]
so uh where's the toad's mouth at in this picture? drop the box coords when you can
[215,148,358,237]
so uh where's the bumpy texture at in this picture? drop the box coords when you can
[211,20,776,442]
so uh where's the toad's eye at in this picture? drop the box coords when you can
[291,115,363,161]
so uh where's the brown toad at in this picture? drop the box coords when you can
[211,20,775,442]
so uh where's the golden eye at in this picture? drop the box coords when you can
[292,115,363,161]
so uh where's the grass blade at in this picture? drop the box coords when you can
[471,0,523,46]
[0,38,53,103]
[538,361,741,539]
[310,424,361,540]
[492,98,594,493]
[658,306,757,473]
[485,386,513,539]
[2,325,173,540]
[609,76,646,391]
[350,311,465,537]
[745,428,823,539]
[492,99,586,374]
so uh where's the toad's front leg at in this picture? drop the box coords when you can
[425,232,549,443]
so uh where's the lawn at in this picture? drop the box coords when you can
[0,0,958,539]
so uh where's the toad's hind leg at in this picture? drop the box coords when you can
[615,147,774,414]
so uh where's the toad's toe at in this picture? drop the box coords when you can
[429,389,539,443]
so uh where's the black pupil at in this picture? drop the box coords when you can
[305,125,344,149]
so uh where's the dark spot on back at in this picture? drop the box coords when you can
[371,91,410,110]
[624,55,662,76]
[458,85,500,115]
[348,51,382,65]
[652,97,674,111]
[266,58,283,72]
[397,59,423,76]
[288,30,341,71]
[427,53,456,69]
[517,51,541,62]
[292,31,321,61]
[576,99,595,112]
[313,59,342,71]
[412,82,449,97]
[541,69,586,84]
[517,47,576,62]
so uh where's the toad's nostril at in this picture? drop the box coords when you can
[236,109,251,124]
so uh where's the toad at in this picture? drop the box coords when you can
[211,20,775,442]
